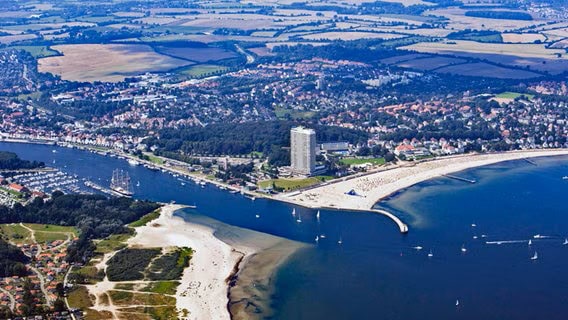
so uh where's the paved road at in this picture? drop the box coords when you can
[0,287,15,311]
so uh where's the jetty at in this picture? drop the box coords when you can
[523,158,537,166]
[442,174,476,184]
[371,209,409,233]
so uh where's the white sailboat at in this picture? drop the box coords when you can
[530,251,538,260]
[315,235,319,243]
[292,208,296,217]
[528,239,532,246]
[337,236,343,245]
[255,214,260,219]
[455,299,460,307]
[316,210,320,221]
[563,238,568,245]
[296,212,302,223]
[136,181,140,187]
[461,245,467,253]
[412,246,423,251]
[428,250,433,258]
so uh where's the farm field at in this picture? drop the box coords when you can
[501,33,546,43]
[154,45,238,63]
[396,56,466,71]
[402,40,566,60]
[434,62,541,79]
[301,31,405,41]
[38,44,193,82]
[4,45,60,57]
[401,40,568,73]
[425,8,541,31]
[0,33,37,44]
[178,64,229,78]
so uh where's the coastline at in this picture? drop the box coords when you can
[279,149,568,212]
[128,204,252,320]
[3,139,568,233]
[128,204,307,320]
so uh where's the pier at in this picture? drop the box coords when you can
[442,174,476,184]
[371,209,409,233]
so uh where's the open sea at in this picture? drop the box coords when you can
[2,142,567,319]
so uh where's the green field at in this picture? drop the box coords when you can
[0,224,32,244]
[140,281,180,295]
[496,91,535,100]
[144,153,165,165]
[339,157,385,166]
[258,176,333,191]
[7,45,60,58]
[67,285,94,309]
[274,106,316,120]
[179,64,228,78]
[94,232,133,254]
[129,209,161,228]
[24,223,78,234]
[34,231,69,243]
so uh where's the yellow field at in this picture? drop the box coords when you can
[38,44,192,82]
[0,34,37,44]
[402,40,567,60]
[502,33,546,43]
[301,31,405,41]
[425,8,541,31]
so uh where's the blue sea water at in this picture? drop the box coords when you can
[1,142,567,319]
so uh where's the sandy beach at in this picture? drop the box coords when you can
[127,204,255,320]
[282,150,568,211]
[127,204,307,320]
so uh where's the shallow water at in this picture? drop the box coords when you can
[2,142,567,319]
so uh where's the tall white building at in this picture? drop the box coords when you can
[290,126,316,175]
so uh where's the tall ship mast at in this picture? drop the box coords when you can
[110,169,133,197]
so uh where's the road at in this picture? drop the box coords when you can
[235,44,255,64]
[0,287,15,312]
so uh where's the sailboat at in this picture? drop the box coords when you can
[530,251,538,260]
[412,246,423,250]
[455,299,460,307]
[292,208,296,217]
[337,236,343,245]
[316,210,320,221]
[136,181,140,187]
[110,169,133,197]
[296,212,302,223]
[255,214,260,219]
[315,235,319,243]
[428,250,433,258]
[563,238,568,245]
[461,245,467,253]
[528,239,532,246]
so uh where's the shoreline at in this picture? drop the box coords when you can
[129,204,306,320]
[128,204,255,320]
[278,150,568,228]
[3,139,568,232]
